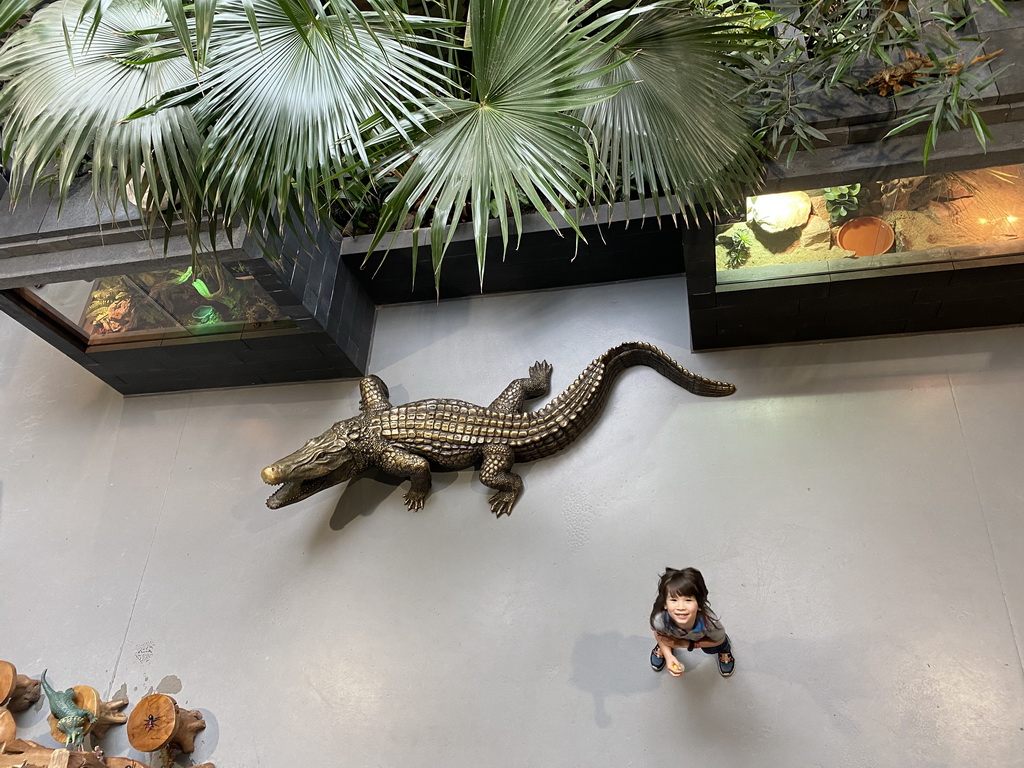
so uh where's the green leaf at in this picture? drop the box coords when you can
[0,0,48,38]
[883,113,932,139]
[967,106,992,148]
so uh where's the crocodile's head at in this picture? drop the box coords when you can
[262,419,366,509]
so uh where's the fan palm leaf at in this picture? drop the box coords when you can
[0,0,48,41]
[577,7,764,217]
[368,0,639,293]
[0,0,201,228]
[192,0,457,228]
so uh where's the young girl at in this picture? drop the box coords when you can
[649,567,734,677]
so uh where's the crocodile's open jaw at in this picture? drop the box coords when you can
[264,465,354,509]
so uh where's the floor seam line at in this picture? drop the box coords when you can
[949,372,1024,679]
[106,395,193,698]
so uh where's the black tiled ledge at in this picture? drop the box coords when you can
[0,182,374,394]
[343,197,687,304]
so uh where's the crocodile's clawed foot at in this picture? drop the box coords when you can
[404,490,427,511]
[530,360,553,379]
[489,491,518,517]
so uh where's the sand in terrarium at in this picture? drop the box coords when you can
[717,164,1024,271]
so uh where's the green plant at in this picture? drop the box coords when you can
[0,0,764,294]
[725,228,754,268]
[823,184,861,223]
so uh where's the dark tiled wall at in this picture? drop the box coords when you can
[256,220,374,371]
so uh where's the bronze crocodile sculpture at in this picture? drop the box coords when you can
[262,341,736,516]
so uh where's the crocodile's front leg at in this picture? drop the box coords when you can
[378,446,432,510]
[479,445,523,517]
[489,361,553,413]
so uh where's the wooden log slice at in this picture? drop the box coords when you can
[0,662,40,712]
[0,663,14,704]
[0,707,15,744]
[126,695,175,752]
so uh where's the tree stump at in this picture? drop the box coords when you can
[0,707,15,744]
[103,758,155,768]
[46,686,128,742]
[126,695,206,754]
[0,661,41,713]
[40,748,107,768]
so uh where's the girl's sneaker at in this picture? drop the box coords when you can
[717,652,735,677]
[650,645,666,672]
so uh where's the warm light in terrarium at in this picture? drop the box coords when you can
[979,218,989,224]
[1008,216,1019,223]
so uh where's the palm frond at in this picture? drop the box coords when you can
[194,0,457,230]
[369,0,639,293]
[0,0,48,41]
[0,0,202,231]
[578,6,764,218]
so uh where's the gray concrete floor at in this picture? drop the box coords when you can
[1,275,1023,767]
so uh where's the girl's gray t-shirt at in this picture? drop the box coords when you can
[651,611,727,645]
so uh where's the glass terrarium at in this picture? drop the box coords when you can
[18,261,293,345]
[716,163,1024,276]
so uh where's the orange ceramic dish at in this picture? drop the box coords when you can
[836,216,895,257]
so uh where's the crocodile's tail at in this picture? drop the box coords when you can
[601,341,735,397]
[518,342,734,461]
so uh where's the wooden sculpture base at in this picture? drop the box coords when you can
[126,694,205,754]
[0,661,41,713]
[0,741,180,768]
[103,758,155,768]
[0,739,106,768]
[46,686,128,742]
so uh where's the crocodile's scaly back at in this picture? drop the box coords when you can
[513,342,734,462]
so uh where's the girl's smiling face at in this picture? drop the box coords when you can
[665,593,699,628]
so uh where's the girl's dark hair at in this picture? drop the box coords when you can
[649,567,719,628]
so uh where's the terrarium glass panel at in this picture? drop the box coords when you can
[716,163,1024,276]
[20,262,293,345]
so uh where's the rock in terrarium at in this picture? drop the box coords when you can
[748,192,812,233]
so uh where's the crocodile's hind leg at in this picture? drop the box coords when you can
[378,446,432,510]
[489,360,553,413]
[479,445,523,517]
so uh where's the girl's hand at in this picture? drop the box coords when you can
[668,658,685,676]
